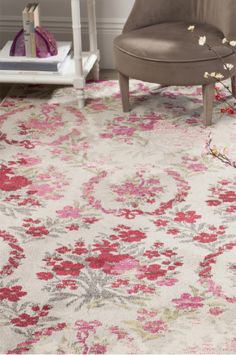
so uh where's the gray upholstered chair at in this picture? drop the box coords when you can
[114,0,236,126]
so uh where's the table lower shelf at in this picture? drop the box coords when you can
[0,51,99,86]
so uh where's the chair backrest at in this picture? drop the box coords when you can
[123,0,236,40]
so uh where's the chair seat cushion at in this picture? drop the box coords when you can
[114,22,236,85]
[114,22,233,63]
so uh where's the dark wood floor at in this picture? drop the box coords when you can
[100,69,118,80]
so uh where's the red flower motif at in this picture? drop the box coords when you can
[193,232,218,243]
[172,293,204,310]
[142,320,167,334]
[0,286,27,302]
[206,200,221,206]
[37,272,54,280]
[220,107,235,115]
[119,208,143,219]
[72,245,88,255]
[113,227,146,243]
[0,231,25,276]
[41,304,52,311]
[162,250,177,258]
[110,326,128,340]
[154,219,169,227]
[23,218,41,224]
[86,251,134,275]
[66,224,80,231]
[138,264,167,280]
[219,191,236,203]
[29,304,52,318]
[167,228,180,235]
[11,313,39,327]
[56,279,78,290]
[0,164,31,191]
[112,279,129,288]
[92,240,119,253]
[89,344,107,354]
[128,284,155,294]
[31,305,40,312]
[18,197,40,207]
[56,246,71,254]
[144,250,160,259]
[226,205,236,213]
[26,226,49,237]
[83,217,99,224]
[53,261,84,276]
[174,211,201,224]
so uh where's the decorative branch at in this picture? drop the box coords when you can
[188,26,236,113]
[206,134,236,168]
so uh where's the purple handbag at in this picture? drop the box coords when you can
[10,26,58,58]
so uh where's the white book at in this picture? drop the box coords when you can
[22,4,31,57]
[29,4,36,57]
[0,41,72,72]
[33,3,40,27]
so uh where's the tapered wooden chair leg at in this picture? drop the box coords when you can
[203,83,215,126]
[232,75,236,98]
[119,72,131,112]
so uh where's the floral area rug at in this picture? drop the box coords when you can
[0,80,236,354]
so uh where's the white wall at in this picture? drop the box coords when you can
[0,0,134,68]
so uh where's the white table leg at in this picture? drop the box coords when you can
[71,0,84,108]
[91,60,100,82]
[87,0,100,81]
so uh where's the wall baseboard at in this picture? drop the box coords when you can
[0,16,125,69]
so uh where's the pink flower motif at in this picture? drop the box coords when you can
[172,293,204,310]
[66,224,80,231]
[56,206,81,218]
[226,205,236,213]
[207,200,222,206]
[17,154,41,167]
[209,307,224,316]
[187,163,207,172]
[142,320,167,334]
[110,258,139,274]
[29,184,53,196]
[100,133,113,139]
[112,126,135,137]
[219,179,230,186]
[156,278,178,286]
[128,284,155,294]
[89,99,108,111]
[1,99,16,107]
[110,326,129,340]
[75,320,102,343]
[89,344,107,354]
[51,148,62,155]
[207,280,224,297]
[186,118,198,124]
[112,279,129,288]
[174,211,201,224]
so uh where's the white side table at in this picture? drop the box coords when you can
[0,0,100,108]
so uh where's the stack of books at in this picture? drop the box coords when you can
[0,2,72,73]
[0,41,72,73]
[23,3,40,57]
